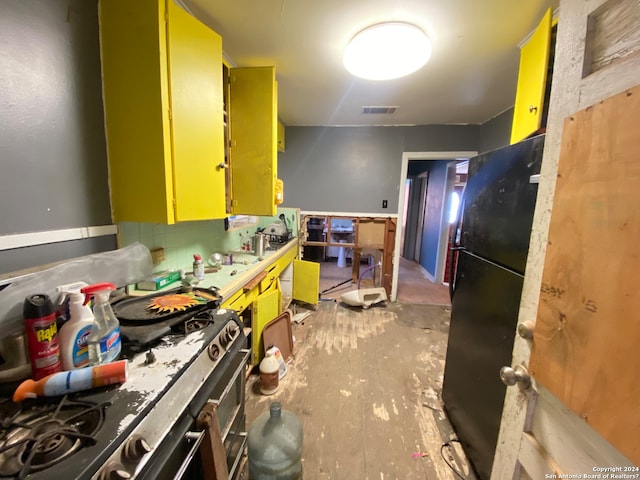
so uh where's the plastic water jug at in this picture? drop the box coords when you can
[248,402,303,479]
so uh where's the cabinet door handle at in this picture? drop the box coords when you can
[529,105,538,113]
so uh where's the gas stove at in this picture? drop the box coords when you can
[0,307,248,480]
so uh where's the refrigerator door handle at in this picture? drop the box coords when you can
[449,194,466,300]
[448,246,465,299]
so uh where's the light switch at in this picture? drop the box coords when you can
[382,200,388,208]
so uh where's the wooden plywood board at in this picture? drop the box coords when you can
[357,219,386,247]
[381,218,396,297]
[529,86,640,464]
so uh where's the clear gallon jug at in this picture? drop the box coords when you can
[248,402,303,480]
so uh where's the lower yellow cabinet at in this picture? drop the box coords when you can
[280,260,320,307]
[222,245,320,365]
[251,286,281,366]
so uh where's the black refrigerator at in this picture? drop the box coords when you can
[442,134,545,480]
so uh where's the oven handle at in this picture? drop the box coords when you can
[229,432,248,479]
[172,431,206,480]
[210,349,251,406]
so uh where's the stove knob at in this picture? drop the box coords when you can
[123,435,151,462]
[99,463,131,480]
[220,324,236,347]
[208,343,220,361]
[227,323,239,341]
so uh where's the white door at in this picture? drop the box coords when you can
[492,0,640,477]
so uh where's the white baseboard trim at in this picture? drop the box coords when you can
[0,225,117,251]
[301,210,398,218]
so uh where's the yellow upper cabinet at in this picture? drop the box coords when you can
[228,67,278,216]
[510,8,553,145]
[99,0,226,224]
[277,121,286,152]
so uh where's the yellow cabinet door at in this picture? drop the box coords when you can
[292,259,320,306]
[251,286,281,365]
[510,8,552,144]
[166,0,226,221]
[277,120,286,152]
[229,67,277,216]
[99,0,225,224]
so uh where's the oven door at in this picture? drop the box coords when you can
[202,347,251,480]
[136,348,250,480]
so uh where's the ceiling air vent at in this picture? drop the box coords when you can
[362,106,398,115]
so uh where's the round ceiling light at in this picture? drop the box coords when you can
[343,22,432,81]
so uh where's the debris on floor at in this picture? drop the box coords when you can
[422,385,441,411]
[292,311,311,324]
[411,452,430,458]
[339,287,387,308]
[245,301,475,479]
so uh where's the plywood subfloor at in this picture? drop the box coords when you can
[245,301,476,479]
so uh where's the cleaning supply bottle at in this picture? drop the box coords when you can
[55,281,89,329]
[81,283,121,366]
[193,254,205,281]
[57,288,94,371]
[259,351,280,395]
[13,359,127,402]
[24,294,62,380]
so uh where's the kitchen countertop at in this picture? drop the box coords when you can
[127,238,299,304]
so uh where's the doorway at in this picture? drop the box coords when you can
[392,151,477,301]
[402,172,428,263]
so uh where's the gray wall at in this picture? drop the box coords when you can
[0,0,115,274]
[0,0,514,277]
[279,125,480,213]
[478,108,514,154]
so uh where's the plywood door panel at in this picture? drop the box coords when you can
[529,85,640,464]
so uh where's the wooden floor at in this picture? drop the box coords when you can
[245,260,476,479]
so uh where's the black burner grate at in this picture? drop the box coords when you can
[0,397,109,479]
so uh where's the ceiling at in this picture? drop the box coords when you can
[184,0,558,127]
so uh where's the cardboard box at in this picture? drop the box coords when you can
[136,270,181,291]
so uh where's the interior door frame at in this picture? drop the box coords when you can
[392,151,477,301]
[413,172,428,262]
[402,173,428,262]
